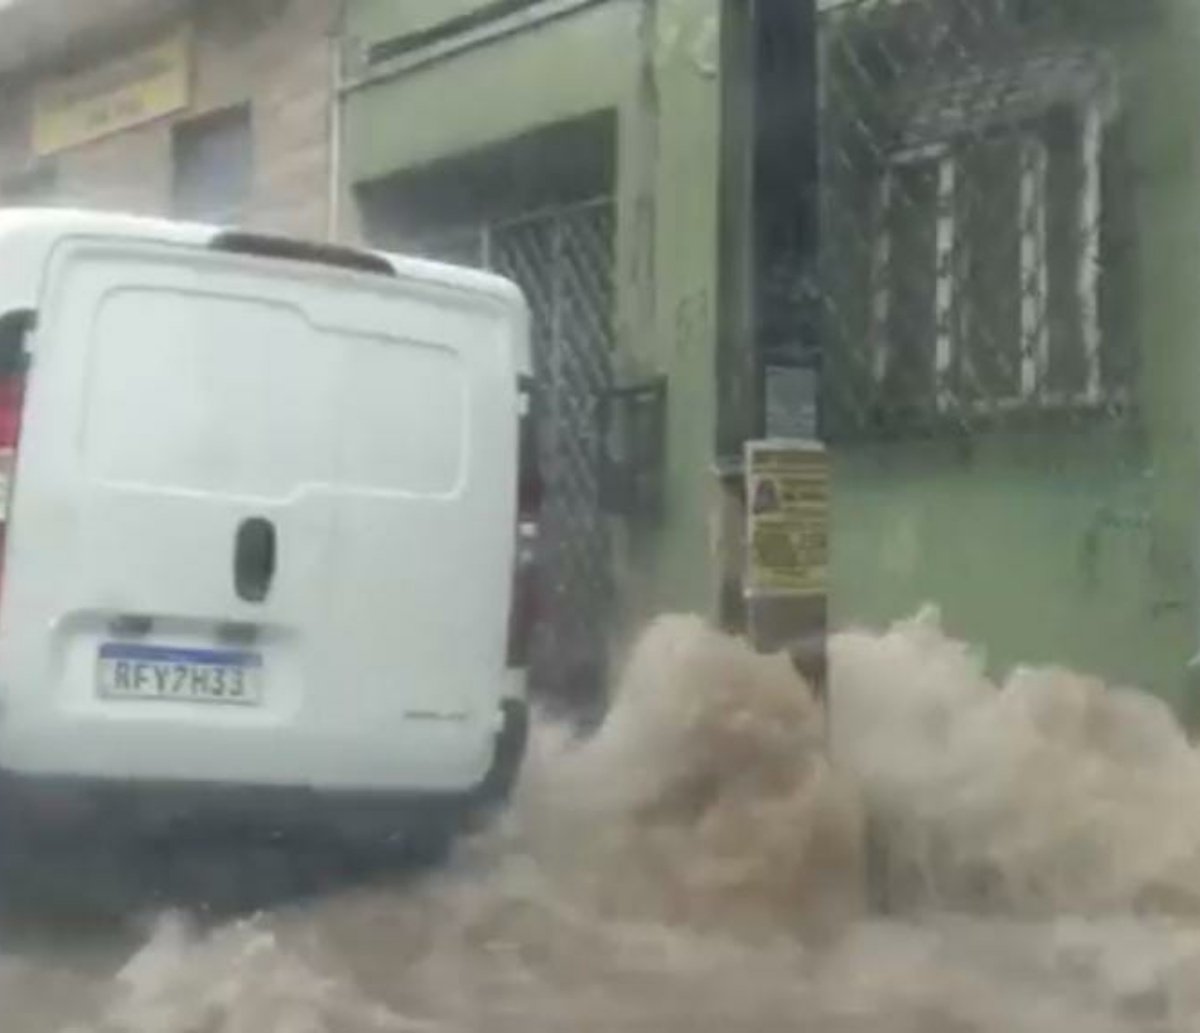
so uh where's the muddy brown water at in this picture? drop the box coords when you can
[7,610,1200,1032]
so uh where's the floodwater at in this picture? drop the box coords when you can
[8,609,1200,1032]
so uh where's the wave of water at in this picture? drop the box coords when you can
[8,611,1200,1032]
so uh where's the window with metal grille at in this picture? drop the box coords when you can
[870,101,1118,416]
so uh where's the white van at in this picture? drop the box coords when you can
[0,210,536,876]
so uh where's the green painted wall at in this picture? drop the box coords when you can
[830,1,1200,711]
[338,0,1200,711]
[348,0,491,44]
[343,3,641,181]
[342,0,729,629]
[829,433,1177,691]
[627,0,724,619]
[343,1,654,411]
[1130,0,1200,710]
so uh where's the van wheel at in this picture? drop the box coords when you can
[404,821,455,868]
[475,698,529,811]
[0,836,131,923]
[0,840,43,921]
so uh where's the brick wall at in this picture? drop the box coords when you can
[0,0,338,240]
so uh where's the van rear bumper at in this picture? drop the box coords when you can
[0,770,472,851]
[0,774,471,914]
[0,701,529,851]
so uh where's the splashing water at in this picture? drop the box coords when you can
[8,611,1200,1031]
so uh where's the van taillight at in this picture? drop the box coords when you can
[506,523,539,668]
[0,375,26,545]
[0,375,27,590]
[0,375,26,453]
[517,377,543,520]
[508,378,541,667]
[0,310,33,592]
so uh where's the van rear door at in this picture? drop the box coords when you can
[0,237,523,792]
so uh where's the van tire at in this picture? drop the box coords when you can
[0,835,133,922]
[475,698,529,810]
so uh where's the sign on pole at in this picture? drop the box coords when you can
[744,438,829,696]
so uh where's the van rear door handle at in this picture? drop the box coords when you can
[234,517,276,603]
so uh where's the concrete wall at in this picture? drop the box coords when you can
[0,0,337,239]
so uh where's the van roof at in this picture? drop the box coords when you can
[0,207,525,315]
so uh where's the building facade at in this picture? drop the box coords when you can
[339,0,745,706]
[6,0,1200,717]
[0,0,339,239]
[817,0,1200,712]
[341,0,1200,719]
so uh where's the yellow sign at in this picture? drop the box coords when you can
[745,440,828,596]
[33,27,191,156]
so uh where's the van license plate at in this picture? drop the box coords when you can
[96,644,262,706]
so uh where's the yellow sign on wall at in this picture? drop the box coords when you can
[745,439,829,597]
[33,26,191,157]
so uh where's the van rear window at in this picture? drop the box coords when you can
[83,288,466,499]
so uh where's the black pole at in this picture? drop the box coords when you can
[752,0,821,441]
[744,0,827,699]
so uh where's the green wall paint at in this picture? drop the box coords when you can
[829,432,1181,694]
[1129,0,1200,708]
[343,3,641,183]
[349,0,490,45]
[339,1,1200,708]
[638,0,723,615]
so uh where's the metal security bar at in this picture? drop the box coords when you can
[818,0,1141,440]
[416,199,616,712]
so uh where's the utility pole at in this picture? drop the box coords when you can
[718,0,827,696]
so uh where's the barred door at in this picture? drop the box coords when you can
[416,200,616,709]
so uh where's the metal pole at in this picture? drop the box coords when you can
[739,0,827,700]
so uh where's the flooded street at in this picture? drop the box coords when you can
[0,0,1191,1029]
[6,612,1200,1031]
[0,0,1188,1024]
